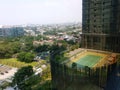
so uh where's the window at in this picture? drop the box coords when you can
[103,2,105,5]
[94,9,97,11]
[94,20,96,22]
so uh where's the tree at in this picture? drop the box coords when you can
[72,62,77,69]
[13,66,34,90]
[34,45,50,53]
[18,52,35,63]
[24,52,35,63]
[17,52,26,62]
[0,41,21,58]
[50,44,67,63]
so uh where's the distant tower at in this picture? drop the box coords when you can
[0,29,3,37]
[82,0,120,52]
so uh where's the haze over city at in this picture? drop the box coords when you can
[0,0,82,25]
[0,0,120,90]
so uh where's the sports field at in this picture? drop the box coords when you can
[76,55,102,68]
[67,51,107,68]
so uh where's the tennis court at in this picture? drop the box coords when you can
[76,55,102,68]
[66,50,108,68]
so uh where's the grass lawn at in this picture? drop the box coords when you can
[0,58,38,68]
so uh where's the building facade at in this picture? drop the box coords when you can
[50,1,120,90]
[0,27,24,37]
[82,0,120,53]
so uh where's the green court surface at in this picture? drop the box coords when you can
[75,55,102,68]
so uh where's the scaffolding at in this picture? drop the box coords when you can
[82,0,120,53]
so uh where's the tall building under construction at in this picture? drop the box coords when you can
[82,0,120,53]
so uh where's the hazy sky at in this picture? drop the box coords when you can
[0,0,82,25]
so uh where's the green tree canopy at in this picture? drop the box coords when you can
[18,52,35,63]
[34,44,50,53]
[13,66,34,89]
[0,42,21,58]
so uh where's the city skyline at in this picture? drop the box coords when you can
[0,0,82,25]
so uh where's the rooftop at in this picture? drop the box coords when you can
[64,48,118,69]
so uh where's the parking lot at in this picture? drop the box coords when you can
[0,65,17,81]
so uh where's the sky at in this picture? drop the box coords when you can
[0,0,82,25]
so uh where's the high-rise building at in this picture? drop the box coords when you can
[0,27,24,37]
[50,0,120,90]
[0,29,3,37]
[82,0,120,52]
